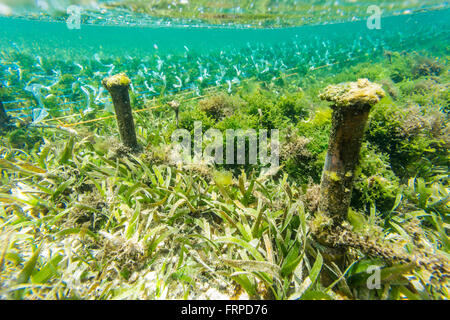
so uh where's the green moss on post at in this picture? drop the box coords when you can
[102,73,139,151]
[0,100,8,127]
[317,79,385,229]
[0,84,10,128]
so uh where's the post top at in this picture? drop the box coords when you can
[102,73,131,89]
[319,78,385,108]
[168,100,180,110]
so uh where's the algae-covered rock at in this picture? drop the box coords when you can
[319,78,385,107]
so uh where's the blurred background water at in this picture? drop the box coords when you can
[0,1,448,28]
[0,1,448,123]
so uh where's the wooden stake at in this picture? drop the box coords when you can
[0,84,10,128]
[102,73,139,151]
[317,79,385,227]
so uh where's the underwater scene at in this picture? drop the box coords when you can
[0,1,449,300]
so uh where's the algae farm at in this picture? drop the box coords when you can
[0,1,449,301]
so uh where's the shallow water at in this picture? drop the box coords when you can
[1,8,449,55]
[0,2,449,301]
[0,5,449,122]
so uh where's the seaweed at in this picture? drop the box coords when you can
[0,9,448,300]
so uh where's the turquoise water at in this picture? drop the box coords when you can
[1,9,449,55]
[0,6,449,122]
[0,2,449,301]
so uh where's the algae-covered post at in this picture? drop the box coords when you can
[102,73,139,150]
[168,100,180,127]
[0,101,7,127]
[317,79,385,228]
[0,84,10,128]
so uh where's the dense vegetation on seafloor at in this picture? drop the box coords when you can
[0,48,449,299]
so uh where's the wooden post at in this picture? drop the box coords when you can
[0,84,10,128]
[168,100,180,127]
[102,73,139,151]
[317,79,385,228]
